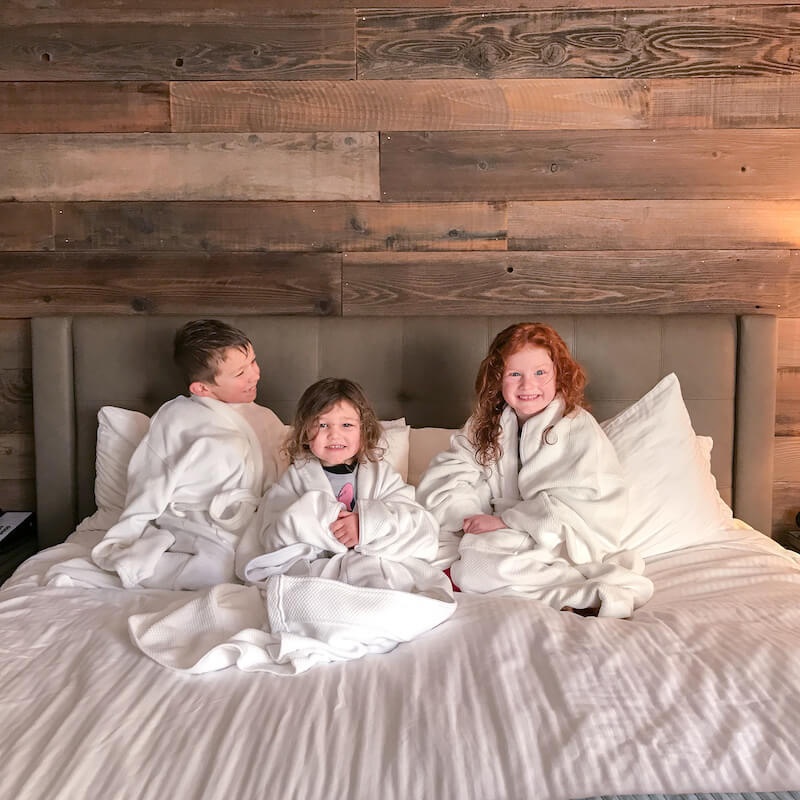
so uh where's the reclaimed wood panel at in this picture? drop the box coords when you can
[772,481,800,535]
[357,6,800,80]
[775,437,800,482]
[0,369,33,433]
[1,0,795,25]
[0,204,53,251]
[778,317,800,366]
[0,434,33,480]
[0,320,31,369]
[509,200,800,250]
[649,76,800,128]
[52,201,507,252]
[1,16,354,81]
[0,133,379,201]
[171,78,649,132]
[342,250,794,316]
[0,82,170,134]
[0,479,35,510]
[0,253,341,316]
[776,399,800,436]
[380,130,800,201]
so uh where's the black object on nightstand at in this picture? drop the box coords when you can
[775,512,800,554]
[0,511,38,584]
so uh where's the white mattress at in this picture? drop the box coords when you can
[2,521,800,800]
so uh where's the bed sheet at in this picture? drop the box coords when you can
[2,521,799,800]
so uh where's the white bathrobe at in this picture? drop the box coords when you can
[416,397,653,617]
[90,395,285,590]
[129,458,455,674]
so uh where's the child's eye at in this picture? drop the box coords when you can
[318,422,328,429]
[535,369,546,376]
[509,371,521,377]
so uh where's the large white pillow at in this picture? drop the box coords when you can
[601,373,732,558]
[379,418,411,482]
[95,406,150,513]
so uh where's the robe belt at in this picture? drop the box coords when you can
[168,488,259,532]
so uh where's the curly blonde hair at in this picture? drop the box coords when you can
[471,323,587,467]
[284,378,384,465]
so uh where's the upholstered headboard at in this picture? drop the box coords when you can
[31,314,777,548]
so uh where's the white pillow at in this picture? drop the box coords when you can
[601,373,731,558]
[95,406,150,513]
[380,418,410,482]
[408,427,455,487]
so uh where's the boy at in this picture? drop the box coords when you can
[91,320,287,590]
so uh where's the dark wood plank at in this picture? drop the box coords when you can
[0,82,170,133]
[0,203,53,251]
[0,434,33,480]
[343,250,794,316]
[52,201,507,252]
[509,200,800,250]
[171,78,649,132]
[772,481,800,537]
[380,130,800,201]
[2,0,795,24]
[0,320,31,369]
[0,133,379,201]
[0,479,35,511]
[358,6,800,79]
[0,253,341,316]
[0,369,33,433]
[649,76,800,129]
[1,15,354,80]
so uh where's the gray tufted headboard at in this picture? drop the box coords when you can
[31,314,777,548]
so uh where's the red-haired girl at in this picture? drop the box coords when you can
[417,323,653,618]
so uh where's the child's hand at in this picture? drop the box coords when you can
[463,514,506,534]
[331,510,359,548]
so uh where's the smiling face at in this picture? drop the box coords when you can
[308,399,362,467]
[190,344,260,404]
[501,344,557,423]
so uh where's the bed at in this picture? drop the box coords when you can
[2,313,799,800]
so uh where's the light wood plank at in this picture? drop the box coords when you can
[342,250,793,316]
[0,320,31,369]
[171,78,649,132]
[358,6,800,80]
[649,76,800,129]
[0,203,53,251]
[0,15,354,80]
[778,318,800,368]
[53,201,507,252]
[509,200,800,250]
[0,433,34,480]
[0,253,341,317]
[0,133,379,201]
[380,130,800,201]
[774,437,800,482]
[0,82,170,133]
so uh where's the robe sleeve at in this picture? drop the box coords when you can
[355,465,439,562]
[415,425,493,532]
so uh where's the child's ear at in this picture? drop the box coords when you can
[189,380,213,397]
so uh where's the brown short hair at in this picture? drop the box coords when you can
[173,319,252,385]
[472,322,587,466]
[285,378,384,465]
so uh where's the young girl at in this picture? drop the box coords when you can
[416,322,653,618]
[236,378,444,589]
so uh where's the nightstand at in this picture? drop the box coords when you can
[0,512,38,585]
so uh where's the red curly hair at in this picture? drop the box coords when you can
[471,322,587,466]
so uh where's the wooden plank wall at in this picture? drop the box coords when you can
[1,0,799,532]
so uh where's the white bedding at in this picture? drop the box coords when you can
[2,520,800,800]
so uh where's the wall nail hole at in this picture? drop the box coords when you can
[175,58,184,67]
[740,166,746,172]
[506,266,514,273]
[41,52,51,62]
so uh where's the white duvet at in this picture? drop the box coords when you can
[2,520,800,800]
